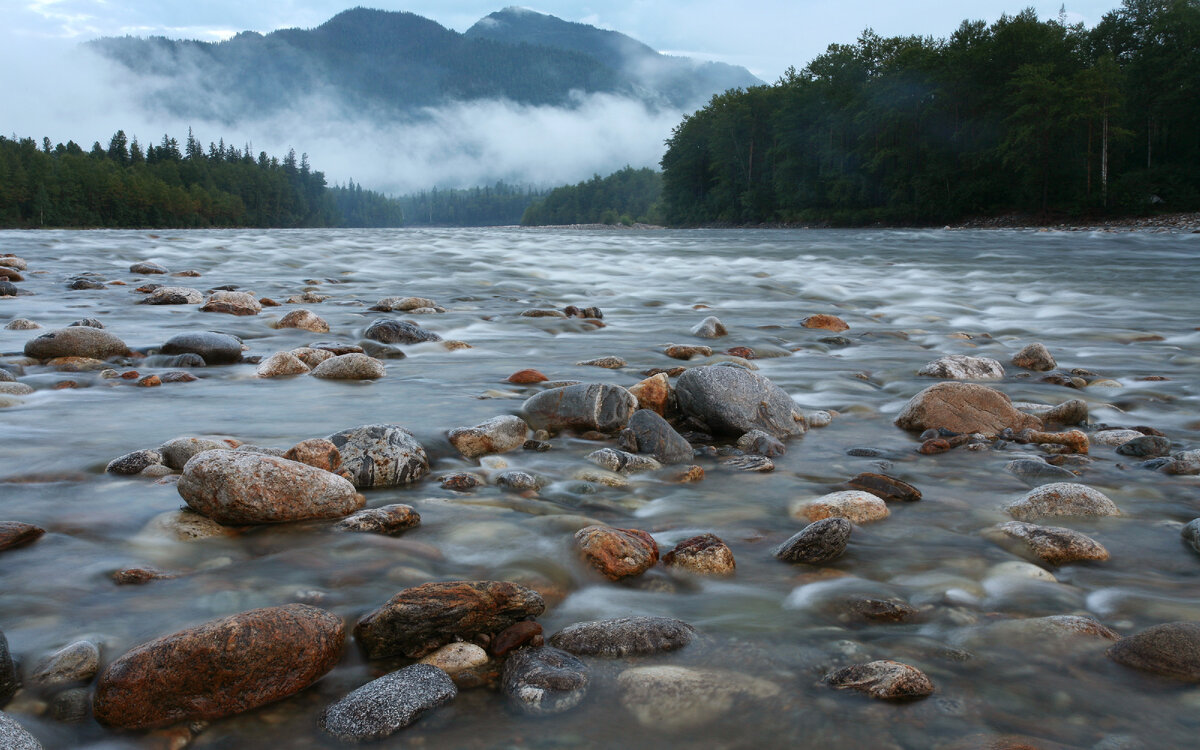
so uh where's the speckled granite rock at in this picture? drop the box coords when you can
[320,664,456,742]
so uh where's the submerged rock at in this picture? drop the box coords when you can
[335,504,420,535]
[30,640,100,688]
[616,665,779,730]
[130,261,168,274]
[1005,482,1119,521]
[691,316,727,338]
[823,660,934,700]
[24,327,129,361]
[550,616,695,657]
[161,332,242,365]
[989,521,1109,565]
[277,308,329,333]
[521,383,637,434]
[917,354,1005,380]
[1005,458,1078,487]
[502,646,589,715]
[662,534,736,575]
[1115,435,1172,458]
[675,365,803,439]
[587,448,662,473]
[143,286,203,305]
[575,526,659,580]
[1,629,18,705]
[1183,519,1200,555]
[846,472,921,502]
[773,518,852,564]
[895,382,1041,436]
[0,522,45,551]
[93,604,345,729]
[327,424,428,488]
[447,415,528,458]
[801,314,849,332]
[1107,622,1200,682]
[320,663,456,743]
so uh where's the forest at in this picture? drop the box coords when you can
[396,183,547,227]
[660,0,1200,225]
[0,131,403,228]
[521,167,662,226]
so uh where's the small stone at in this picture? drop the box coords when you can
[1005,482,1119,521]
[1005,458,1078,486]
[291,347,335,368]
[587,448,662,473]
[130,261,168,274]
[772,518,852,564]
[502,646,589,715]
[847,598,920,623]
[283,439,341,472]
[45,356,108,372]
[1044,399,1088,425]
[722,454,774,472]
[824,660,934,700]
[576,356,626,368]
[917,355,1005,380]
[1092,429,1144,447]
[989,521,1109,565]
[0,382,32,396]
[574,526,659,580]
[4,319,40,330]
[336,505,420,535]
[201,290,261,316]
[1107,622,1200,682]
[440,472,483,491]
[448,415,528,458]
[550,616,695,657]
[419,642,489,678]
[137,374,162,387]
[846,472,921,502]
[256,352,310,378]
[616,666,779,731]
[159,437,234,470]
[628,373,671,415]
[320,664,456,743]
[895,382,1040,436]
[801,314,849,332]
[1115,435,1172,458]
[0,522,45,551]
[310,353,385,380]
[491,621,544,656]
[725,345,755,359]
[371,296,440,312]
[662,534,735,575]
[507,369,548,384]
[1012,343,1057,371]
[665,344,712,360]
[143,286,203,305]
[495,469,542,491]
[521,308,566,318]
[0,256,27,270]
[161,332,243,365]
[67,277,105,290]
[691,316,727,338]
[277,309,329,333]
[790,491,889,524]
[667,465,705,482]
[364,319,441,344]
[112,566,178,585]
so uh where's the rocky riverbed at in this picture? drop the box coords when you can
[0,227,1198,749]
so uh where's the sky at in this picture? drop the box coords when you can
[2,0,1126,193]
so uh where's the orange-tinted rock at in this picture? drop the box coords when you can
[666,465,705,483]
[847,472,922,502]
[894,382,1042,436]
[93,604,345,729]
[725,346,755,359]
[507,369,548,384]
[0,521,44,551]
[575,526,659,580]
[491,621,545,656]
[801,314,849,332]
[662,534,735,576]
[284,438,342,473]
[628,373,671,415]
[137,375,162,387]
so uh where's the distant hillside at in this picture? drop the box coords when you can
[89,6,762,121]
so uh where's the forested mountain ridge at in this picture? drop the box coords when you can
[88,6,761,121]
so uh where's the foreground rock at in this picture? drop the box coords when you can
[550,616,695,657]
[310,353,385,380]
[575,526,659,580]
[521,383,637,434]
[989,521,1109,565]
[201,290,261,315]
[675,365,804,438]
[320,664,456,742]
[895,382,1041,435]
[917,354,1005,380]
[773,518,852,563]
[335,504,420,535]
[327,424,428,488]
[178,450,362,525]
[1106,622,1200,681]
[790,491,889,524]
[617,666,780,731]
[824,660,934,700]
[24,327,129,361]
[354,581,545,659]
[364,319,442,344]
[0,522,45,551]
[93,604,345,729]
[161,332,242,364]
[662,534,735,575]
[1005,482,1119,521]
[502,647,589,715]
[619,409,693,464]
[447,415,528,458]
[0,713,41,750]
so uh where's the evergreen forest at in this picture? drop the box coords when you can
[396,183,548,227]
[660,0,1200,225]
[521,167,663,226]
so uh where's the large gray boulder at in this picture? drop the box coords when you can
[521,383,637,434]
[327,424,428,488]
[674,365,803,438]
[23,327,129,360]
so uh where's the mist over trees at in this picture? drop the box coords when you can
[396,183,548,227]
[660,0,1200,225]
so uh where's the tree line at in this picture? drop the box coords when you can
[659,0,1200,225]
[521,167,662,226]
[396,182,547,226]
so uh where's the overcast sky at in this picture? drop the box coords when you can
[11,0,1123,81]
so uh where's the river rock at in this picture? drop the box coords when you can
[662,533,735,575]
[521,383,637,434]
[1161,449,1200,475]
[1115,435,1172,458]
[491,621,544,657]
[690,315,727,338]
[0,521,45,551]
[628,373,671,415]
[178,450,362,524]
[502,646,589,715]
[0,381,31,397]
[93,604,344,729]
[790,491,889,524]
[587,448,662,473]
[575,526,659,580]
[773,518,852,563]
[495,469,542,491]
[1183,519,1200,554]
[736,429,786,457]
[894,382,1041,435]
[283,438,341,472]
[448,415,528,458]
[1092,429,1143,447]
[289,347,334,370]
[665,344,712,360]
[0,630,15,705]
[969,615,1120,648]
[1005,458,1078,486]
[311,353,386,380]
[1012,342,1057,371]
[336,504,420,535]
[0,712,41,750]
[802,314,849,332]
[277,308,329,333]
[130,261,168,274]
[1107,622,1200,681]
[328,424,428,488]
[320,663,455,742]
[824,660,934,699]
[256,351,310,378]
[507,369,548,384]
[364,319,441,344]
[30,640,100,687]
[990,521,1109,565]
[24,327,128,361]
[846,472,921,502]
[354,580,545,659]
[550,616,695,657]
[419,642,489,679]
[161,331,242,364]
[616,665,779,731]
[201,290,261,315]
[4,319,39,330]
[143,286,202,305]
[0,281,19,297]
[1043,398,1088,425]
[1005,482,1119,521]
[675,365,804,438]
[159,436,234,470]
[619,409,693,464]
[372,296,440,312]
[0,256,27,270]
[917,354,1005,380]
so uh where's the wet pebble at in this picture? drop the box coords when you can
[161,332,242,365]
[676,365,804,439]
[143,286,202,305]
[283,438,341,472]
[801,314,849,332]
[310,353,385,380]
[574,526,659,580]
[664,344,712,359]
[256,351,310,378]
[773,518,852,564]
[1091,429,1143,447]
[440,472,483,491]
[917,354,1005,380]
[291,347,335,368]
[823,660,934,700]
[550,616,695,657]
[790,491,889,524]
[616,665,779,730]
[0,522,45,551]
[506,368,548,384]
[619,409,693,464]
[1044,398,1088,425]
[502,646,589,715]
[1115,435,1172,458]
[130,261,168,274]
[1005,482,1119,521]
[336,504,420,535]
[722,454,774,472]
[576,355,626,368]
[277,308,329,333]
[521,383,637,434]
[418,642,489,680]
[736,429,786,457]
[320,663,456,742]
[1182,520,1200,555]
[1005,458,1078,486]
[495,469,542,491]
[371,296,440,312]
[989,521,1109,565]
[1012,342,1057,371]
[4,319,39,330]
[690,315,727,338]
[895,382,1040,435]
[628,373,671,415]
[491,621,544,657]
[159,436,235,470]
[364,319,441,344]
[24,327,129,361]
[587,448,662,473]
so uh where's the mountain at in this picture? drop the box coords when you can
[89,6,762,122]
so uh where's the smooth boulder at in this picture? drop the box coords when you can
[990,521,1109,565]
[24,327,129,361]
[256,351,310,378]
[619,409,693,464]
[327,424,428,488]
[790,491,889,524]
[310,353,385,380]
[575,526,659,580]
[521,383,637,434]
[161,332,242,365]
[277,308,329,333]
[320,663,456,742]
[201,290,261,316]
[1005,482,1119,521]
[674,365,803,438]
[894,382,1041,435]
[447,415,528,458]
[617,666,779,731]
[1107,622,1200,681]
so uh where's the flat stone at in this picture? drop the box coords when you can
[159,437,235,470]
[691,316,727,338]
[24,327,129,361]
[143,286,202,305]
[521,383,637,434]
[722,455,775,472]
[550,616,695,657]
[30,640,100,687]
[773,518,852,563]
[662,533,735,575]
[364,319,441,344]
[4,319,40,330]
[256,351,310,378]
[137,509,238,542]
[790,491,889,524]
[93,604,345,729]
[1107,622,1200,681]
[1012,343,1057,371]
[1044,399,1088,425]
[277,308,329,333]
[823,660,934,700]
[846,472,921,502]
[448,415,528,458]
[990,521,1109,565]
[502,646,589,715]
[970,615,1120,648]
[178,450,362,525]
[311,353,385,380]
[616,665,779,731]
[675,365,803,439]
[327,424,428,488]
[575,526,659,580]
[0,521,45,551]
[1005,482,1119,521]
[576,356,626,368]
[320,664,456,743]
[918,354,1005,380]
[895,382,1041,436]
[336,504,420,535]
[201,290,261,315]
[801,314,849,332]
[354,580,545,659]
[161,332,243,365]
[620,409,693,464]
[0,712,42,750]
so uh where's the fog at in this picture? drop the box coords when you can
[2,38,681,195]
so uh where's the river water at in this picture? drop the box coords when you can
[0,227,1198,749]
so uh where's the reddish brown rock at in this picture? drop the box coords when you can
[283,438,342,473]
[628,373,671,416]
[801,314,849,332]
[664,344,712,360]
[847,472,922,502]
[507,369,548,384]
[0,521,45,551]
[137,374,162,387]
[725,346,755,359]
[894,382,1042,436]
[93,604,345,729]
[666,465,705,483]
[1012,342,1057,371]
[491,621,545,656]
[662,533,735,576]
[575,526,659,580]
[823,660,933,700]
[355,581,545,659]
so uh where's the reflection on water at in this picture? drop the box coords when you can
[0,227,1198,749]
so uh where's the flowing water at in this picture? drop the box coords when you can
[0,227,1198,749]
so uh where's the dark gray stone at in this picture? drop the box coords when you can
[130,261,168,274]
[502,647,589,715]
[690,315,727,338]
[1,630,17,706]
[327,424,428,488]
[49,687,90,723]
[1161,449,1200,476]
[1182,519,1200,555]
[142,286,202,305]
[0,281,17,297]
[620,409,693,464]
[23,327,128,361]
[320,664,456,742]
[1107,622,1200,681]
[67,278,105,290]
[364,319,442,344]
[495,469,542,491]
[0,712,42,749]
[161,332,243,365]
[1005,458,1078,487]
[142,353,206,368]
[549,616,695,657]
[521,383,637,434]
[106,449,164,475]
[772,518,852,564]
[1116,435,1172,458]
[675,365,803,439]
